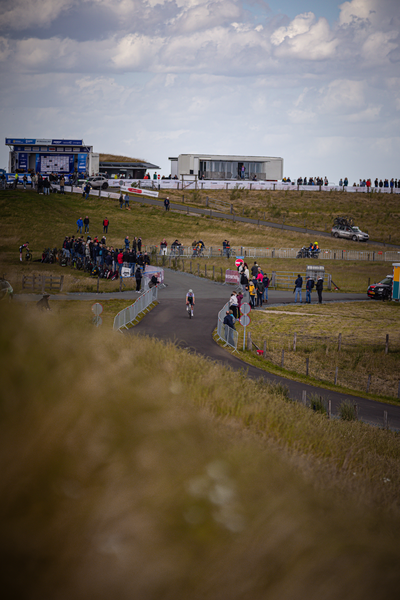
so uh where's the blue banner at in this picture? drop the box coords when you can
[77,153,87,172]
[18,153,28,171]
[35,154,41,173]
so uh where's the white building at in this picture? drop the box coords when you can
[169,153,283,181]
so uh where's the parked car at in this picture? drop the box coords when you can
[367,275,393,300]
[81,175,109,190]
[331,224,369,242]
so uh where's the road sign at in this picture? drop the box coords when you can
[240,302,251,315]
[239,314,251,327]
[91,303,103,315]
[235,258,244,267]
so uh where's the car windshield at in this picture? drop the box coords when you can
[351,227,361,232]
[379,277,392,285]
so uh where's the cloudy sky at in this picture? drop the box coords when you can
[0,0,399,182]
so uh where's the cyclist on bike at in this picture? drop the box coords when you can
[186,289,195,317]
[19,242,29,262]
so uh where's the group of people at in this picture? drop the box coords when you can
[294,274,323,304]
[238,261,270,308]
[295,177,329,186]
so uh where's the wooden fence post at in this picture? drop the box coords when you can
[190,261,192,273]
[338,333,342,352]
[328,399,332,419]
[383,411,388,430]
[302,390,307,405]
[197,264,200,277]
[41,275,45,293]
[385,334,389,355]
[119,276,122,292]
[60,275,64,292]
[247,331,252,351]
[293,332,297,351]
[220,267,223,281]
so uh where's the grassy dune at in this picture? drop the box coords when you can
[0,189,395,294]
[1,302,400,598]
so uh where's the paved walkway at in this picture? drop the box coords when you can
[133,269,400,430]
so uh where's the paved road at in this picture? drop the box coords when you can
[133,269,400,430]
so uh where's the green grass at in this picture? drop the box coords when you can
[230,302,400,401]
[1,302,400,598]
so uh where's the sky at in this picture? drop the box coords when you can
[0,0,399,183]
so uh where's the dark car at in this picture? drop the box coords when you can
[367,275,393,300]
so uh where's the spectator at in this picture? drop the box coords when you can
[160,238,167,255]
[305,276,314,304]
[223,310,236,346]
[135,266,142,291]
[83,216,90,233]
[84,182,90,199]
[262,272,270,303]
[164,197,170,211]
[316,277,323,304]
[77,217,83,234]
[124,193,130,208]
[229,292,239,319]
[119,192,124,209]
[294,274,303,303]
[124,236,130,250]
[59,176,65,194]
[256,278,264,307]
[103,217,109,234]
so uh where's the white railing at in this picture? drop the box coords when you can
[216,302,238,351]
[113,286,158,331]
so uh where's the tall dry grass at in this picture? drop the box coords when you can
[1,302,400,599]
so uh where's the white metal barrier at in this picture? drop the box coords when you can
[216,302,238,351]
[113,286,158,331]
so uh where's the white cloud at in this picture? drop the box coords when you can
[271,14,338,60]
[271,12,315,46]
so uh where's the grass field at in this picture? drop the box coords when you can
[1,302,400,598]
[0,189,396,294]
[231,302,400,402]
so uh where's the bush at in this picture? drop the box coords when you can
[339,401,357,421]
[310,394,327,415]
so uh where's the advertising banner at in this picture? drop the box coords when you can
[18,153,28,171]
[35,154,41,172]
[225,269,240,285]
[77,153,87,172]
[120,185,159,198]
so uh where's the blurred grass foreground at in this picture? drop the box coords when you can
[1,302,400,599]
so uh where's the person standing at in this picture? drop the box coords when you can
[305,276,314,304]
[164,197,170,211]
[229,292,239,319]
[77,217,83,234]
[137,237,142,252]
[124,235,130,251]
[124,193,130,208]
[249,280,256,308]
[316,277,323,304]
[59,175,65,194]
[256,278,265,307]
[83,216,90,233]
[294,274,303,303]
[223,310,236,346]
[262,272,270,303]
[119,192,124,209]
[84,182,90,199]
[135,266,142,291]
[23,174,27,190]
[103,217,109,234]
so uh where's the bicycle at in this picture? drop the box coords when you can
[187,303,193,319]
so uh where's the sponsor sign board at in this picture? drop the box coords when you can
[120,185,159,198]
[225,269,240,285]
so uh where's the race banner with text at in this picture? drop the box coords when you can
[120,185,159,198]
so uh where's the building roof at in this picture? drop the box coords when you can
[99,153,159,169]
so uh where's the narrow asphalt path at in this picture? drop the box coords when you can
[133,269,400,430]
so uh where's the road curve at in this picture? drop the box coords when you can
[132,269,400,430]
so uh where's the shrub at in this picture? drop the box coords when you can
[339,401,357,421]
[310,394,327,415]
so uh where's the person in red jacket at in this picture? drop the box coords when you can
[117,249,124,276]
[103,217,109,233]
